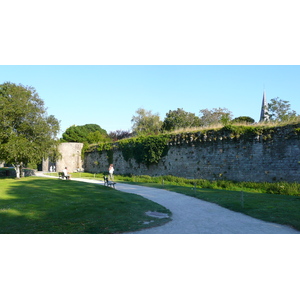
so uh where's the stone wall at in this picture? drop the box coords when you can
[83,125,300,182]
[43,142,84,173]
[0,168,35,178]
[56,143,84,173]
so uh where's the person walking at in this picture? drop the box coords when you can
[108,164,114,180]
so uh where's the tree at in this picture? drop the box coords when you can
[199,107,233,126]
[131,108,162,136]
[268,98,298,122]
[0,82,60,179]
[232,116,255,124]
[109,130,132,141]
[161,108,202,132]
[87,131,111,144]
[61,124,109,144]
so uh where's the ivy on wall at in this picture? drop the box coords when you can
[91,135,171,167]
[85,123,300,167]
[97,142,115,164]
[118,135,170,166]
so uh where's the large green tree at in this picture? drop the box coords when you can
[0,82,60,178]
[131,108,162,136]
[161,108,202,132]
[61,124,109,144]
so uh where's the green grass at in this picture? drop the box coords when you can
[114,179,300,231]
[43,172,300,231]
[0,177,171,234]
[115,174,300,196]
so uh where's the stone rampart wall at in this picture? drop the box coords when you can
[56,143,84,173]
[83,125,300,182]
[43,143,84,173]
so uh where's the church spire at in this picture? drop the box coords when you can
[259,91,269,122]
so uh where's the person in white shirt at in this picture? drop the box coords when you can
[63,167,70,179]
[108,164,114,180]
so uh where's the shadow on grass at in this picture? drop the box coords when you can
[0,177,171,234]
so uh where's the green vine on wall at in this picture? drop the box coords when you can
[85,123,300,166]
[86,135,171,167]
[118,135,170,167]
[97,142,114,164]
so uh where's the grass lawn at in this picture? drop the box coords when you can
[0,177,171,234]
[44,172,300,231]
[118,181,300,231]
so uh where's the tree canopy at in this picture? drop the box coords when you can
[161,108,202,132]
[199,107,233,126]
[0,82,60,178]
[268,98,299,122]
[131,108,162,136]
[61,124,109,144]
[109,130,132,141]
[232,116,255,124]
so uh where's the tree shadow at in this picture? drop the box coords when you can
[0,177,171,233]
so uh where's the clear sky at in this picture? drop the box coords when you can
[1,1,299,296]
[0,65,299,137]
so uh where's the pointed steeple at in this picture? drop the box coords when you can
[259,91,269,122]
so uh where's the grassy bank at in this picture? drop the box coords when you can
[115,175,300,231]
[116,174,300,196]
[0,177,171,234]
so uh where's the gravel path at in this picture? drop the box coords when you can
[115,183,299,234]
[37,174,299,234]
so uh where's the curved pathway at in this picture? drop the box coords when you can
[116,183,299,234]
[36,173,299,234]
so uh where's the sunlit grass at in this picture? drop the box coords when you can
[44,172,300,231]
[165,119,300,135]
[0,177,171,234]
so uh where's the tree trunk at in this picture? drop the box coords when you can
[15,165,21,179]
[13,163,22,179]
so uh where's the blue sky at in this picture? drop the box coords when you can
[0,65,299,137]
[1,1,299,296]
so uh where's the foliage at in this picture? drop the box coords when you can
[231,116,255,124]
[109,130,132,141]
[62,124,110,159]
[61,124,109,143]
[199,107,233,126]
[161,108,202,132]
[91,122,300,167]
[131,108,162,136]
[0,82,60,178]
[87,130,111,144]
[97,142,115,164]
[220,124,263,137]
[118,135,170,166]
[268,97,299,122]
